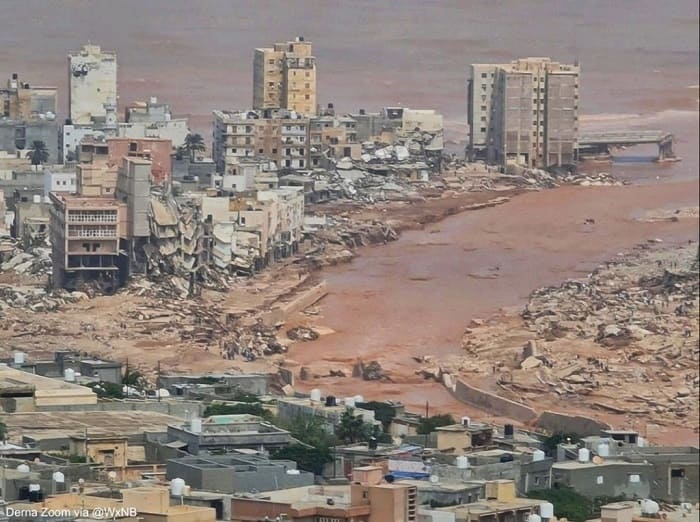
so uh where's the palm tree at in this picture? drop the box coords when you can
[179,132,206,161]
[26,140,49,170]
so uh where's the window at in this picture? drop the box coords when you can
[671,469,685,478]
[298,148,304,154]
[268,82,274,87]
[268,59,274,65]
[286,148,291,155]
[481,105,487,111]
[240,216,246,225]
[231,148,237,154]
[628,474,640,483]
[258,148,264,154]
[481,72,487,78]
[299,159,305,167]
[285,159,291,167]
[596,476,604,484]
[305,71,310,77]
[272,148,277,154]
[305,94,310,100]
[305,83,310,88]
[480,127,486,132]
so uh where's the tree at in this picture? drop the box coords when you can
[542,432,581,452]
[527,487,626,522]
[26,140,49,170]
[84,381,124,399]
[357,401,397,431]
[336,409,369,444]
[417,414,455,435]
[179,133,206,160]
[271,444,332,476]
[203,402,273,422]
[0,420,6,442]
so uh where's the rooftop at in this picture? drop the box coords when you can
[49,192,121,207]
[438,498,543,515]
[2,410,181,440]
[552,460,650,470]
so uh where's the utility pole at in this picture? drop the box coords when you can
[157,360,161,403]
[424,401,429,449]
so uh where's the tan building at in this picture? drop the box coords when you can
[69,434,128,467]
[1,73,57,120]
[253,37,317,116]
[0,364,97,412]
[68,44,118,125]
[435,422,493,455]
[231,482,417,522]
[122,487,216,522]
[48,192,126,289]
[467,57,579,169]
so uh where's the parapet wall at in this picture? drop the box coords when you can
[451,379,537,422]
[535,410,610,436]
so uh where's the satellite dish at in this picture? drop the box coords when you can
[592,456,603,465]
[430,475,439,484]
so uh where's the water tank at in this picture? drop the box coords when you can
[286,469,301,475]
[456,456,469,469]
[52,471,65,484]
[190,417,202,434]
[528,515,542,522]
[353,395,364,404]
[597,442,610,458]
[149,96,158,104]
[325,395,337,407]
[156,388,170,398]
[461,416,471,427]
[540,502,554,519]
[310,389,322,402]
[170,478,186,496]
[641,500,659,516]
[504,424,514,438]
[532,450,545,462]
[345,397,355,408]
[16,464,30,473]
[32,195,41,204]
[368,437,378,450]
[578,448,590,463]
[64,368,76,382]
[13,352,25,364]
[28,484,40,492]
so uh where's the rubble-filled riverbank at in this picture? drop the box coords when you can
[426,240,699,439]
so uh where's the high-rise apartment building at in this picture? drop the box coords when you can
[253,37,317,116]
[467,57,579,169]
[68,44,117,125]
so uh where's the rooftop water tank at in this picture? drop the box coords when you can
[64,369,76,382]
[353,395,364,404]
[310,389,322,402]
[345,397,355,408]
[528,515,542,522]
[14,352,25,364]
[641,500,659,516]
[456,456,469,469]
[170,478,185,496]
[597,442,610,458]
[52,471,65,484]
[540,502,554,519]
[532,450,545,462]
[578,448,590,463]
[461,416,470,427]
[32,195,41,204]
[28,484,41,492]
[286,469,301,475]
[190,417,202,434]
[16,464,30,473]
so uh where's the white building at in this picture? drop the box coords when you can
[119,97,189,148]
[44,171,77,196]
[68,44,117,125]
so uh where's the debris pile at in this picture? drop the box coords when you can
[0,238,52,277]
[447,242,699,428]
[0,285,88,312]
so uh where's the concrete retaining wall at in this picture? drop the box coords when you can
[451,379,537,422]
[535,410,611,436]
[262,281,328,326]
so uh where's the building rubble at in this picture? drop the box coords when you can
[431,242,699,430]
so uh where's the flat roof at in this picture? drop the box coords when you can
[49,192,121,207]
[1,410,181,440]
[439,498,542,515]
[553,460,649,470]
[0,364,95,394]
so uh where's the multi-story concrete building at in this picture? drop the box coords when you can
[68,44,117,125]
[253,37,317,116]
[1,73,57,121]
[120,96,189,149]
[48,192,126,289]
[213,109,310,172]
[0,119,59,164]
[467,57,579,169]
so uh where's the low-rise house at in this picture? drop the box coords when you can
[551,459,653,499]
[435,422,493,455]
[167,454,314,494]
[166,414,293,455]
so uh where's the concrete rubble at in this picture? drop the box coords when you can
[426,242,699,431]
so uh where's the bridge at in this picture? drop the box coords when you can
[577,130,675,161]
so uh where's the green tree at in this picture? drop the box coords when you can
[336,409,369,444]
[527,487,625,522]
[357,401,397,431]
[417,414,455,435]
[0,420,6,442]
[542,432,581,452]
[85,381,124,399]
[271,444,332,476]
[178,133,206,160]
[203,402,273,421]
[26,140,49,170]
